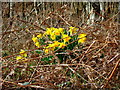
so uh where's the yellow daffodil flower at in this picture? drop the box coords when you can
[78,33,87,38]
[46,44,55,51]
[32,35,38,42]
[54,30,60,36]
[53,41,60,47]
[59,43,66,48]
[46,28,52,35]
[16,56,23,60]
[50,33,56,40]
[20,49,26,54]
[23,53,27,57]
[35,42,40,48]
[53,28,60,36]
[62,34,71,43]
[50,27,55,31]
[47,43,54,48]
[78,33,87,43]
[78,37,86,43]
[37,33,42,38]
[69,27,78,35]
[44,43,55,54]
[58,28,64,33]
[20,49,27,57]
[44,49,49,54]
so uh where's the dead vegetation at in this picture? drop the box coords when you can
[1,2,120,89]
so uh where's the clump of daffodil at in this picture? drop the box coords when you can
[31,27,87,55]
[69,26,78,35]
[62,34,71,43]
[16,49,27,60]
[78,33,87,43]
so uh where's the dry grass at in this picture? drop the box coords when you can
[1,2,120,89]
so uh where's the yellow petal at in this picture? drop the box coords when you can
[78,33,87,38]
[46,28,52,35]
[37,33,42,38]
[62,34,71,43]
[59,28,64,32]
[23,53,27,57]
[16,56,23,60]
[32,36,38,42]
[35,42,40,48]
[50,33,56,40]
[20,49,26,54]
[44,49,49,54]
[78,37,86,43]
[53,41,60,47]
[59,43,66,48]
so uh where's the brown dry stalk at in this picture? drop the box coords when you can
[51,52,60,65]
[2,2,119,89]
[0,78,46,89]
[17,18,46,32]
[102,59,120,88]
[74,40,96,70]
[102,12,119,24]
[84,67,97,88]
[87,44,108,62]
